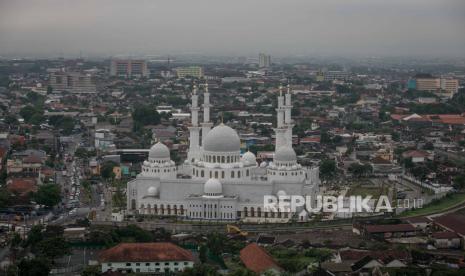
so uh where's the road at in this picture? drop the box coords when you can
[50,133,97,226]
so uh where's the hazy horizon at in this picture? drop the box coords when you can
[1,0,464,58]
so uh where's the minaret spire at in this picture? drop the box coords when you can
[274,84,287,150]
[201,81,213,146]
[284,82,294,148]
[187,83,201,162]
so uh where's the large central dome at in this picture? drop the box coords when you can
[203,124,240,152]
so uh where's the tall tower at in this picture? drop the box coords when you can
[201,82,213,146]
[284,83,294,148]
[274,85,288,150]
[187,85,201,162]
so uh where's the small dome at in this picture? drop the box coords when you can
[203,124,240,152]
[276,190,287,197]
[260,161,268,168]
[147,186,158,196]
[149,142,170,159]
[274,146,297,162]
[204,178,222,195]
[242,151,256,165]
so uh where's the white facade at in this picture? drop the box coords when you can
[101,260,194,274]
[127,83,320,222]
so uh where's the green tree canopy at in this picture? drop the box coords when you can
[17,258,51,276]
[100,161,117,179]
[36,236,70,260]
[132,105,161,128]
[320,159,336,179]
[34,184,61,207]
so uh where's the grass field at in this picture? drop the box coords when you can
[399,193,465,217]
[346,185,389,199]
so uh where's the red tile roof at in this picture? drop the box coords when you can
[239,243,282,274]
[339,249,410,262]
[432,231,459,239]
[402,150,429,158]
[365,224,416,234]
[99,243,194,262]
[22,155,43,164]
[391,114,465,125]
[434,214,465,236]
[7,178,37,195]
[301,136,321,144]
[0,147,7,159]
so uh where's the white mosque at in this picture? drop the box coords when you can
[126,83,320,222]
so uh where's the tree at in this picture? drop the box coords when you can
[81,265,102,276]
[75,147,90,159]
[228,268,256,276]
[100,161,117,179]
[180,263,219,276]
[115,224,153,242]
[423,142,434,150]
[0,187,12,208]
[206,232,226,256]
[132,105,161,129]
[19,105,44,125]
[348,163,372,178]
[10,232,22,248]
[199,244,207,263]
[320,159,336,178]
[48,115,75,135]
[44,225,64,238]
[453,174,465,190]
[26,225,44,247]
[36,236,70,260]
[34,184,61,207]
[17,258,51,276]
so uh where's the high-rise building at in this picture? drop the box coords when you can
[416,78,440,92]
[110,59,149,78]
[258,53,271,68]
[411,77,458,98]
[49,71,96,93]
[440,78,459,97]
[315,70,325,82]
[324,71,349,81]
[174,66,204,78]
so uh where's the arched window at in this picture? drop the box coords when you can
[214,171,218,178]
[243,207,248,217]
[231,171,235,178]
[250,207,255,217]
[201,170,204,177]
[238,171,241,178]
[213,156,216,163]
[221,156,225,163]
[131,199,136,210]
[257,207,261,217]
[221,171,225,178]
[246,170,249,177]
[227,156,230,163]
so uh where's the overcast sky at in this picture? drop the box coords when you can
[0,0,464,58]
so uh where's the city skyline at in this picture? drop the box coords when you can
[1,0,465,58]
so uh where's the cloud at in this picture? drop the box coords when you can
[0,0,464,57]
